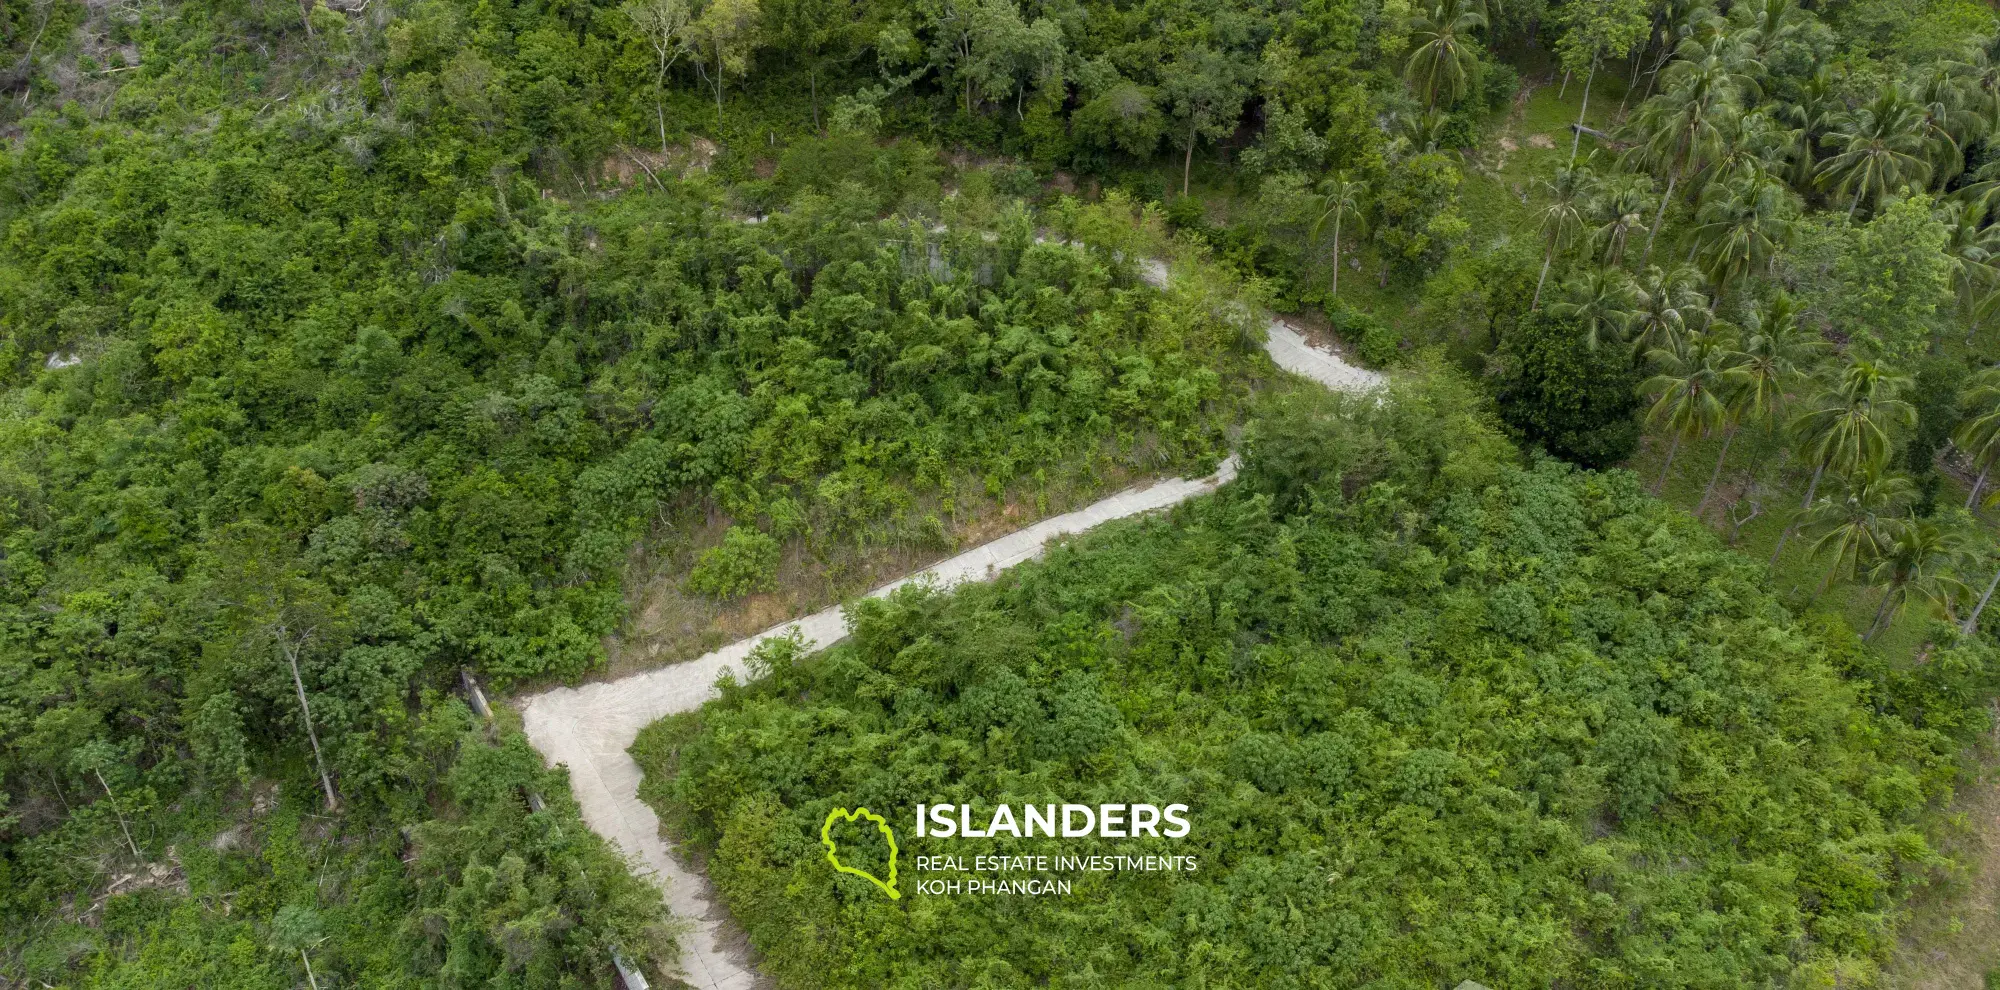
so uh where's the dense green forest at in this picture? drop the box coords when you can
[8,0,2000,979]
[640,373,1999,988]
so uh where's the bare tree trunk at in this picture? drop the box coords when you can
[810,67,820,133]
[1533,248,1554,309]
[281,632,340,812]
[656,67,669,154]
[1182,127,1196,197]
[302,951,322,990]
[1570,57,1597,164]
[1864,587,1896,640]
[95,769,142,860]
[1968,462,1990,509]
[1331,218,1342,297]
[1964,561,2000,635]
[1642,44,1672,102]
[1657,431,1682,492]
[1618,20,1656,118]
[1697,423,1737,515]
[1728,493,1762,544]
[1769,459,1827,567]
[1816,554,1844,597]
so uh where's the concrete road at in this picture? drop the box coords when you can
[516,267,1385,990]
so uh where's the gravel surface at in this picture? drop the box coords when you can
[516,265,1384,990]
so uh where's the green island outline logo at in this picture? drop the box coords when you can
[821,806,901,900]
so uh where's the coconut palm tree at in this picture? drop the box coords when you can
[1962,549,2000,635]
[1696,108,1789,201]
[1531,163,1593,308]
[1638,0,1724,104]
[1622,45,1747,264]
[1955,365,2000,508]
[1588,171,1656,267]
[1959,46,2000,142]
[1940,196,2000,345]
[1693,173,1796,295]
[1771,361,1918,565]
[1391,108,1454,153]
[1730,0,1809,60]
[1818,90,1932,218]
[1551,266,1640,350]
[1309,173,1368,299]
[1706,293,1824,512]
[1907,64,1981,187]
[1801,463,1915,595]
[1627,264,1710,357]
[1862,515,1969,640]
[1729,293,1826,422]
[1405,0,1487,112]
[1775,67,1842,192]
[1642,328,1736,493]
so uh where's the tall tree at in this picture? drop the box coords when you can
[1827,194,1954,362]
[763,0,868,131]
[965,0,1065,120]
[623,0,698,152]
[1588,171,1656,267]
[211,525,346,813]
[1163,45,1252,196]
[1709,293,1823,512]
[1622,37,1749,264]
[1800,463,1914,595]
[1940,196,2000,345]
[688,0,762,124]
[1531,164,1593,308]
[1626,264,1710,357]
[1819,90,1932,218]
[1907,63,1980,187]
[1730,0,1808,59]
[1955,366,2000,508]
[1962,549,2000,635]
[1309,173,1368,299]
[1550,266,1639,349]
[1555,0,1651,165]
[1862,515,1968,640]
[1771,361,1917,565]
[1641,328,1735,492]
[1693,174,1795,295]
[1403,0,1486,112]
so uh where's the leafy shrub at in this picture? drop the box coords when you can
[1330,305,1402,366]
[1163,194,1210,235]
[1479,60,1521,111]
[1492,310,1644,469]
[643,427,1981,988]
[686,526,782,600]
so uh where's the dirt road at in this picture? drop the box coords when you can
[516,266,1385,990]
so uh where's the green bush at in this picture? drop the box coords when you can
[1479,60,1521,111]
[686,526,783,600]
[1324,304,1402,367]
[641,381,1980,988]
[1491,310,1645,469]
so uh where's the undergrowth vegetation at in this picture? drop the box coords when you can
[639,372,2000,989]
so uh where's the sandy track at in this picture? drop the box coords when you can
[516,264,1384,990]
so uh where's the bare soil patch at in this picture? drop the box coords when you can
[593,462,1153,682]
